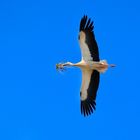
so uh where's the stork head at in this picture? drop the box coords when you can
[56,62,73,72]
[56,63,65,72]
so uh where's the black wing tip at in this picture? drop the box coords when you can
[81,99,96,117]
[79,15,94,32]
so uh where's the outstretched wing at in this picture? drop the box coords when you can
[79,15,99,62]
[79,15,100,116]
[80,70,100,116]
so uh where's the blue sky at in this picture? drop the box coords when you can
[0,0,140,139]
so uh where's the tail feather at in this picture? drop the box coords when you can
[98,60,108,73]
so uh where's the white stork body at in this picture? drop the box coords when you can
[57,15,115,116]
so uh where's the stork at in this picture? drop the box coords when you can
[56,15,115,117]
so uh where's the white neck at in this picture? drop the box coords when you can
[63,62,74,66]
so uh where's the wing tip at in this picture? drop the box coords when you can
[81,99,96,117]
[79,15,94,32]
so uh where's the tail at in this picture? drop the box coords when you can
[98,60,116,73]
[98,60,108,73]
[100,60,116,68]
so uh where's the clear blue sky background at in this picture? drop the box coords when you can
[0,0,140,140]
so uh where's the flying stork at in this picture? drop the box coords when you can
[56,15,115,117]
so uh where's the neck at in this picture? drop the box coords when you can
[63,62,74,67]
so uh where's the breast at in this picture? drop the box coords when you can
[78,59,91,69]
